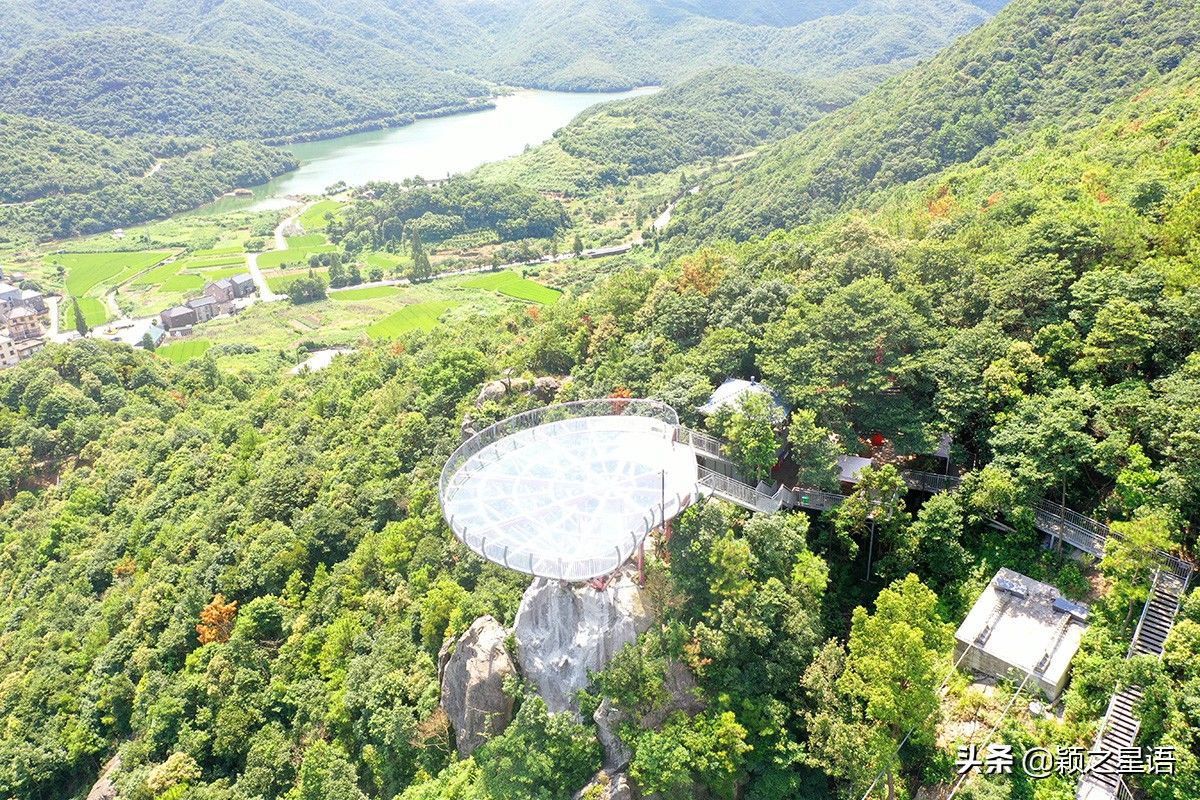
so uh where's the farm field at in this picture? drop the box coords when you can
[461,270,562,304]
[65,297,108,329]
[257,233,336,269]
[366,301,458,339]
[266,268,330,293]
[366,251,411,273]
[46,250,176,297]
[156,339,212,363]
[299,200,344,231]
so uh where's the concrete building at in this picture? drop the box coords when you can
[5,306,41,342]
[14,338,44,362]
[18,290,47,315]
[186,295,220,323]
[0,335,18,368]
[0,282,21,305]
[230,273,256,298]
[955,568,1090,701]
[160,305,197,332]
[205,278,235,304]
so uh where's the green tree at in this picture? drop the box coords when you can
[724,392,779,483]
[573,232,584,257]
[476,694,601,800]
[410,227,432,282]
[787,408,841,490]
[630,711,751,800]
[293,741,367,800]
[840,575,952,800]
[70,296,89,336]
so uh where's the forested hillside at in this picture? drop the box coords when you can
[0,114,154,205]
[0,139,297,242]
[5,0,1200,799]
[0,29,488,142]
[671,0,1200,240]
[474,67,869,192]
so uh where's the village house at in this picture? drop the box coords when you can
[230,273,256,298]
[0,335,18,368]
[160,305,197,333]
[0,282,21,306]
[204,278,235,304]
[186,295,220,323]
[18,289,47,315]
[5,307,41,342]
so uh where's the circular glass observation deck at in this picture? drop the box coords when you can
[439,399,699,582]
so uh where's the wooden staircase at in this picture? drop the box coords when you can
[1076,571,1188,800]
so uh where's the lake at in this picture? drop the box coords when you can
[204,87,658,214]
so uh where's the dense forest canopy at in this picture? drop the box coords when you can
[670,0,1200,241]
[5,0,1200,799]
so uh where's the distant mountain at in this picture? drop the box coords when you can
[670,0,1200,241]
[0,0,1002,143]
[457,0,996,89]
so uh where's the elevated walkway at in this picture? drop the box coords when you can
[678,425,1193,800]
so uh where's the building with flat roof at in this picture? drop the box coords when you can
[955,568,1089,701]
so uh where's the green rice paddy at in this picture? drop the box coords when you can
[461,270,562,304]
[366,301,458,339]
[156,339,213,363]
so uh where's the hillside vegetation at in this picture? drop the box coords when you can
[671,0,1200,240]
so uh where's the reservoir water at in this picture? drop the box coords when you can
[205,87,657,213]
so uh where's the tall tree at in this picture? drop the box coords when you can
[70,296,89,336]
[840,575,951,800]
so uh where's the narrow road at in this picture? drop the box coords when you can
[247,251,282,303]
[251,203,313,303]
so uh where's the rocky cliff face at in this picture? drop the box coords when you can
[439,615,517,757]
[513,569,651,715]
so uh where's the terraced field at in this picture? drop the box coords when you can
[258,234,336,269]
[366,301,458,339]
[461,270,562,304]
[156,339,213,363]
[330,286,402,301]
[299,200,344,231]
[46,250,175,297]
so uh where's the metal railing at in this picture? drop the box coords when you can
[677,425,730,462]
[439,399,684,582]
[697,466,782,514]
[440,399,680,504]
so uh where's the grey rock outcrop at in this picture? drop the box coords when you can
[594,698,633,771]
[514,569,651,715]
[574,770,636,800]
[439,615,516,757]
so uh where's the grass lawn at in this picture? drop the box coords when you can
[258,241,336,269]
[299,200,343,231]
[330,286,402,301]
[202,267,251,281]
[366,251,412,273]
[366,301,458,339]
[65,297,108,329]
[461,270,562,304]
[47,251,176,296]
[157,339,213,363]
[267,268,329,293]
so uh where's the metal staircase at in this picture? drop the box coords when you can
[1076,571,1189,800]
